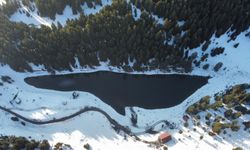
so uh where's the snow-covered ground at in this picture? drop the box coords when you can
[0,0,5,5]
[1,0,250,149]
[0,27,250,150]
[9,0,112,27]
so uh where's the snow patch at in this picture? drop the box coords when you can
[10,0,112,27]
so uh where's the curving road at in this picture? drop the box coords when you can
[0,105,176,140]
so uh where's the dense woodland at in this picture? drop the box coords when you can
[0,0,250,72]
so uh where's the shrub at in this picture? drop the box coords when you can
[233,43,239,48]
[202,41,211,51]
[83,143,90,150]
[232,147,243,150]
[210,101,223,110]
[199,135,203,140]
[179,130,183,134]
[25,140,39,150]
[214,62,223,72]
[186,105,198,115]
[232,112,242,119]
[205,113,212,120]
[234,105,248,114]
[212,122,223,134]
[202,64,209,70]
[38,140,50,150]
[231,125,240,132]
[223,130,227,134]
[211,47,225,57]
[206,121,211,126]
[223,94,235,104]
[11,137,28,150]
[231,120,240,132]
[224,109,233,118]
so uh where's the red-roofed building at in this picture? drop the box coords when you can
[158,132,172,143]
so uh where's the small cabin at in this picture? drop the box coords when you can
[158,132,172,143]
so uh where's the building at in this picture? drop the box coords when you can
[158,132,172,143]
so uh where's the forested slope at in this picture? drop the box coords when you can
[0,0,250,72]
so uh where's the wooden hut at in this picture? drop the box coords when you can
[158,132,172,143]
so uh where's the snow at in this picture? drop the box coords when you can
[131,4,141,21]
[0,0,5,5]
[1,28,250,150]
[130,2,164,25]
[2,1,250,149]
[82,0,112,15]
[10,0,112,27]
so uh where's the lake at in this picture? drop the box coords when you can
[25,71,209,115]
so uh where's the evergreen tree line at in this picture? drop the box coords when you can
[131,0,250,49]
[25,0,103,19]
[0,0,189,72]
[0,0,250,72]
[0,0,103,19]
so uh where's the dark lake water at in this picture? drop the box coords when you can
[25,71,209,115]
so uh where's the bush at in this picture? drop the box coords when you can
[235,105,248,114]
[205,113,212,120]
[212,122,223,134]
[179,130,183,134]
[38,140,50,150]
[25,140,39,150]
[205,121,211,126]
[232,112,242,119]
[12,137,28,150]
[54,142,72,150]
[199,135,203,140]
[211,47,225,57]
[202,64,209,70]
[210,101,223,110]
[231,120,240,132]
[231,125,240,132]
[83,143,90,150]
[214,62,223,72]
[232,147,243,150]
[186,105,198,115]
[224,109,233,118]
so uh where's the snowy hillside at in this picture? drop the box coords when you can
[0,0,250,150]
[9,0,112,27]
[0,27,250,149]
